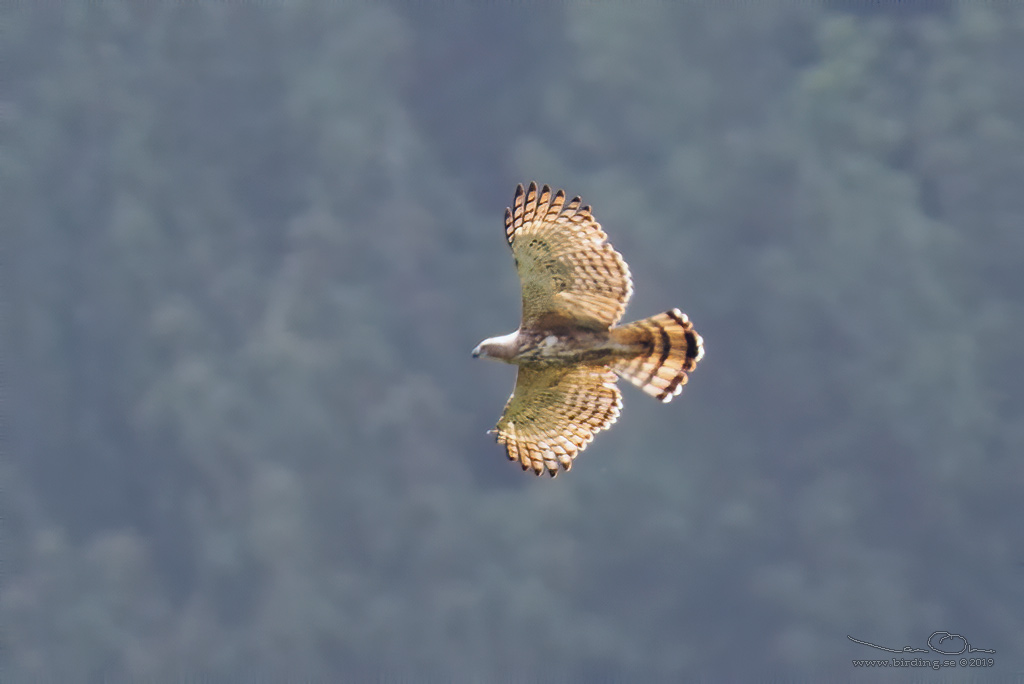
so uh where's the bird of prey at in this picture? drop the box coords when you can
[472,182,703,476]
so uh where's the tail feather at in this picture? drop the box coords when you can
[610,309,703,403]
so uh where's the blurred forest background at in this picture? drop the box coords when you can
[4,1,1024,680]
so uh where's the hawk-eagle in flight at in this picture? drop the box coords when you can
[473,182,704,476]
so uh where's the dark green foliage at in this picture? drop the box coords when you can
[4,2,1023,679]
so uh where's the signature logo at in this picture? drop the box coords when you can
[848,631,995,656]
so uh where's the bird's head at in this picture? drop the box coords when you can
[472,331,519,362]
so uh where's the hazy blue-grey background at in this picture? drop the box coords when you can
[5,2,1023,680]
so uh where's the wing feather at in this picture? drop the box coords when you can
[505,182,632,331]
[494,365,622,477]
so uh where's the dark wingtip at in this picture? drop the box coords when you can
[520,182,535,201]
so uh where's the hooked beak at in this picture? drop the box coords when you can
[471,344,482,358]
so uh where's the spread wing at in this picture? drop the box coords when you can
[505,182,633,331]
[494,365,622,477]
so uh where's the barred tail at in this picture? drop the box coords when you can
[609,308,703,403]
